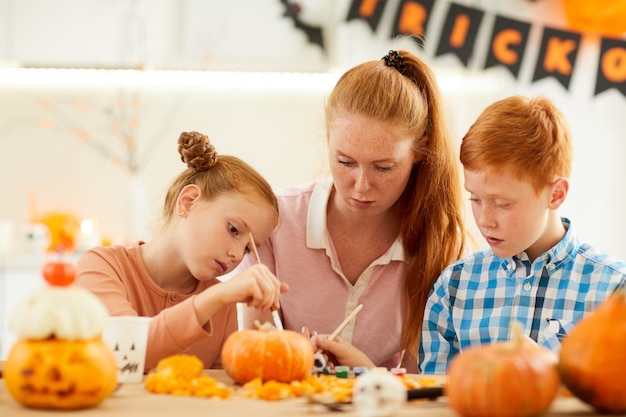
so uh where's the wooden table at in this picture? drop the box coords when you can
[0,366,602,416]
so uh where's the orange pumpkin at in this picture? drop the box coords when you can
[3,337,118,410]
[446,321,560,417]
[221,321,314,384]
[559,289,626,414]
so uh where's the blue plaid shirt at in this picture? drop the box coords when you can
[418,218,626,374]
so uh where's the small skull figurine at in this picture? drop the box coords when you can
[313,351,327,373]
[352,369,406,417]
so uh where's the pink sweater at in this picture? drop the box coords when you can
[76,242,237,371]
[239,180,416,372]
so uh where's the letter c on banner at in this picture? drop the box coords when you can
[492,29,522,65]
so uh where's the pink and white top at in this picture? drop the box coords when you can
[238,179,414,371]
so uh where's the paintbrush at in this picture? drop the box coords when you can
[248,232,283,331]
[313,303,364,371]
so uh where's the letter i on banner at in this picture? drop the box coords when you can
[483,15,531,79]
[390,0,435,49]
[435,2,484,67]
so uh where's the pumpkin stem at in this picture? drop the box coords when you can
[253,320,275,331]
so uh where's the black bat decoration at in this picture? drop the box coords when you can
[280,0,325,52]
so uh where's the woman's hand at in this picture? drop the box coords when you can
[310,333,375,369]
[301,326,318,351]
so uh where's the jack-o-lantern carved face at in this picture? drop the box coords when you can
[102,316,151,382]
[3,338,118,410]
[111,340,142,376]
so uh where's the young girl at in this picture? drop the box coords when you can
[77,131,287,370]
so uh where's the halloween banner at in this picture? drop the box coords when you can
[434,3,484,66]
[483,16,531,78]
[389,0,435,48]
[345,0,626,98]
[596,37,626,97]
[346,0,388,33]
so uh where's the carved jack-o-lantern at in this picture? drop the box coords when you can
[4,337,118,410]
[3,260,118,410]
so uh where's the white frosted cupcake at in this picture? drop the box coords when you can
[3,260,118,410]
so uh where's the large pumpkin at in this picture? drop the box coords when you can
[446,321,560,417]
[221,321,314,384]
[559,289,626,414]
[3,337,118,410]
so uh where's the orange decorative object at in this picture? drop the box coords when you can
[562,0,626,37]
[144,354,231,398]
[221,321,314,384]
[42,260,77,286]
[39,212,80,252]
[559,290,626,414]
[3,338,118,410]
[446,321,560,417]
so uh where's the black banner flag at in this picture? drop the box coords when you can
[595,37,626,97]
[532,27,581,90]
[391,0,435,49]
[347,0,388,32]
[484,15,531,78]
[435,2,484,67]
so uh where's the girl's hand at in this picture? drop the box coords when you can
[310,334,375,369]
[218,264,288,310]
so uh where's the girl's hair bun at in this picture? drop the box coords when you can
[177,131,218,172]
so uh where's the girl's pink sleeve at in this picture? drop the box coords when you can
[76,248,229,370]
[76,248,141,316]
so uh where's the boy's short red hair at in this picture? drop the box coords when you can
[460,95,573,195]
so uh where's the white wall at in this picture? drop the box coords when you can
[0,0,625,261]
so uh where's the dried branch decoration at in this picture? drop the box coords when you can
[177,131,218,172]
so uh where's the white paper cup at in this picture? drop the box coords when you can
[102,316,151,383]
[0,219,14,258]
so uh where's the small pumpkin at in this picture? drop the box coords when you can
[446,321,560,417]
[559,289,626,414]
[221,321,314,384]
[3,337,118,410]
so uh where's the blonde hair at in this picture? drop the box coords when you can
[460,96,573,194]
[325,50,467,358]
[162,131,278,223]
